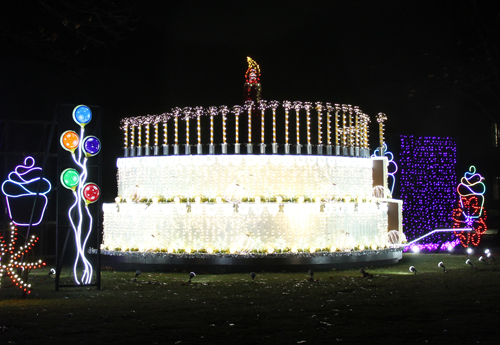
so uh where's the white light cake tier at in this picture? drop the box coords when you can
[116,155,374,201]
[102,201,389,253]
[102,154,403,254]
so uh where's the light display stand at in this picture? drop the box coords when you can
[56,104,101,291]
[307,144,312,155]
[296,144,302,154]
[260,143,266,154]
[317,144,323,155]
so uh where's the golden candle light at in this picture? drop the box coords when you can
[304,102,312,145]
[377,112,388,148]
[348,105,353,148]
[123,123,128,148]
[163,122,168,146]
[326,103,332,146]
[183,107,192,146]
[232,105,242,145]
[245,100,253,144]
[130,125,135,148]
[258,100,267,144]
[283,100,291,145]
[269,100,280,144]
[154,123,158,147]
[293,101,302,146]
[315,102,323,146]
[174,117,178,145]
[194,106,203,145]
[220,105,229,145]
[341,104,347,147]
[334,104,340,147]
[137,125,142,148]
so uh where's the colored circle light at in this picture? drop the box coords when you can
[61,168,80,191]
[82,182,100,205]
[82,136,101,157]
[73,105,92,127]
[60,130,80,153]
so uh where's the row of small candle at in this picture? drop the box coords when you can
[120,101,386,154]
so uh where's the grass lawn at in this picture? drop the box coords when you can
[1,253,499,345]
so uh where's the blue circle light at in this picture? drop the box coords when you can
[72,105,92,127]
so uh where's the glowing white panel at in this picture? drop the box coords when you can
[116,155,373,201]
[102,201,389,253]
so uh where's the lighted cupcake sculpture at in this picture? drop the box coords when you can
[452,165,487,246]
[1,156,51,226]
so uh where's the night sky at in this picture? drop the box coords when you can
[1,1,500,201]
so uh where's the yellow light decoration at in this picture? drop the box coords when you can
[377,113,387,148]
[245,100,253,144]
[316,102,323,146]
[348,105,353,148]
[123,125,128,148]
[341,104,347,147]
[220,105,229,145]
[283,100,291,145]
[174,117,179,145]
[130,125,135,148]
[334,104,340,147]
[137,125,142,148]
[293,101,302,146]
[154,123,158,147]
[259,100,267,144]
[232,105,242,145]
[304,102,312,145]
[270,101,279,144]
[325,103,332,146]
[354,106,360,149]
[163,122,168,146]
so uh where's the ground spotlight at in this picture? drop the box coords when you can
[250,272,256,283]
[133,270,141,281]
[48,268,56,277]
[438,262,447,273]
[188,272,196,283]
[360,268,373,278]
[308,269,314,281]
[465,259,475,269]
[479,256,486,265]
[409,266,417,274]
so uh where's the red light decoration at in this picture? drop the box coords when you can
[244,57,262,103]
[452,166,487,247]
[0,224,46,294]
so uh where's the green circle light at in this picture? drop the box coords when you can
[61,168,80,191]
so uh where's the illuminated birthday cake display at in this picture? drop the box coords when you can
[101,58,403,259]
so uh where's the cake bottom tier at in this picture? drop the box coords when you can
[102,202,399,253]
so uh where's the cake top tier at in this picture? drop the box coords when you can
[118,100,388,157]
